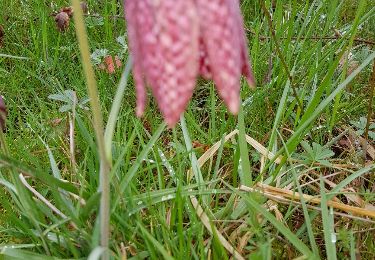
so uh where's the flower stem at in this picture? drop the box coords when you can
[71,0,111,258]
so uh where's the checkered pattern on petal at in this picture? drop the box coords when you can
[151,0,199,126]
[196,0,242,114]
[198,36,212,79]
[231,0,256,87]
[124,0,255,127]
[124,0,147,116]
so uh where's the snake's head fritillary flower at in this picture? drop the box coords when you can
[124,0,255,127]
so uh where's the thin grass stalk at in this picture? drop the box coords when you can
[104,57,132,160]
[112,122,166,211]
[238,104,252,186]
[262,51,375,173]
[276,130,320,256]
[180,115,204,186]
[0,129,9,156]
[320,176,337,260]
[259,0,303,110]
[329,0,367,131]
[363,60,375,163]
[18,174,68,220]
[71,0,110,258]
[69,92,77,175]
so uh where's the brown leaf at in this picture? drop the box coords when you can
[55,11,70,32]
[98,63,106,71]
[347,60,359,76]
[104,56,115,74]
[0,95,7,132]
[338,136,353,150]
[114,55,122,68]
[192,140,210,152]
[56,2,88,18]
[80,2,89,15]
[99,56,122,74]
[50,118,63,127]
[128,244,137,256]
[59,6,73,17]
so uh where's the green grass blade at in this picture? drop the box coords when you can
[104,57,132,160]
[0,248,59,260]
[180,115,204,185]
[320,176,337,260]
[227,182,315,258]
[137,222,174,260]
[0,154,78,194]
[329,164,375,199]
[238,104,252,186]
[112,122,166,211]
[266,51,375,170]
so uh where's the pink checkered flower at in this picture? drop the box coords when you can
[124,0,255,127]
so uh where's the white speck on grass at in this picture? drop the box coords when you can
[331,232,337,243]
[161,194,175,201]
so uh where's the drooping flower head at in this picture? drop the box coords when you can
[124,0,255,127]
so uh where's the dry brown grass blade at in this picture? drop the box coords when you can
[187,130,238,181]
[317,173,375,211]
[244,134,282,163]
[19,174,66,219]
[237,231,252,255]
[188,127,374,258]
[187,130,282,181]
[190,196,245,260]
[188,130,284,258]
[19,174,72,223]
[239,185,375,223]
[240,183,375,218]
[359,135,375,160]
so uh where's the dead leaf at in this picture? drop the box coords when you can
[53,2,88,31]
[192,140,210,152]
[237,231,252,255]
[105,56,115,74]
[58,2,87,17]
[339,50,359,76]
[55,12,70,32]
[0,25,4,48]
[334,29,341,37]
[59,6,73,17]
[99,55,122,74]
[0,95,7,131]
[80,2,89,15]
[128,244,137,256]
[98,63,106,71]
[50,118,63,127]
[114,55,122,68]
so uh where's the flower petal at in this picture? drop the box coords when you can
[197,0,242,114]
[232,0,256,88]
[152,0,200,126]
[198,36,212,79]
[124,0,147,116]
